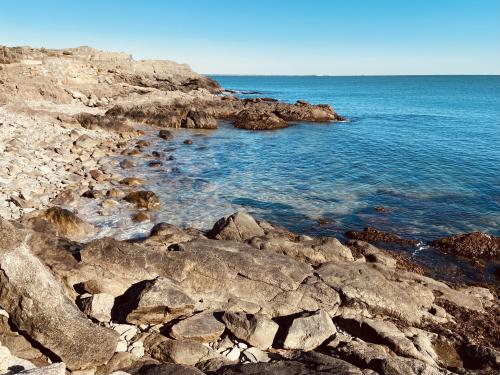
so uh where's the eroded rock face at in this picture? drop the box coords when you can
[429,231,500,260]
[0,219,118,370]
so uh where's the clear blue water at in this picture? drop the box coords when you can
[85,76,500,281]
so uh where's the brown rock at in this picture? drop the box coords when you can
[120,159,135,169]
[124,191,160,210]
[170,311,225,342]
[429,232,500,260]
[132,212,150,222]
[120,177,145,187]
[345,227,418,246]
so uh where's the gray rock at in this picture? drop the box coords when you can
[0,219,118,370]
[128,363,204,375]
[210,212,265,242]
[170,311,225,342]
[222,312,279,350]
[283,310,336,351]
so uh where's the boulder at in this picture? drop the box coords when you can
[120,177,144,187]
[124,191,160,210]
[221,312,279,350]
[209,212,265,242]
[128,363,204,375]
[158,130,173,140]
[0,219,118,370]
[283,310,336,351]
[22,206,94,241]
[170,311,225,342]
[429,232,500,260]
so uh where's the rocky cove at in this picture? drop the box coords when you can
[0,45,499,375]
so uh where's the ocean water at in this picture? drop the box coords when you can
[81,75,500,281]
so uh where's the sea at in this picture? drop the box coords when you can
[82,75,500,282]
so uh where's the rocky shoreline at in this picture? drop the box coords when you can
[0,46,499,375]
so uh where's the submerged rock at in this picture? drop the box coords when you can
[429,231,500,260]
[345,227,418,246]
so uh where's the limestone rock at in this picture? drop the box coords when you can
[0,219,118,370]
[283,310,336,351]
[170,311,225,342]
[221,312,279,350]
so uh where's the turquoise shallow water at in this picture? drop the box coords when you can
[85,76,500,282]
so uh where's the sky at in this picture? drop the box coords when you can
[1,0,499,75]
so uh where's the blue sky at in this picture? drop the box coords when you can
[1,0,499,75]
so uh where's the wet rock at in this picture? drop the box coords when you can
[429,231,500,260]
[234,109,287,130]
[107,188,125,199]
[78,293,115,322]
[345,227,418,246]
[144,333,220,366]
[120,177,144,187]
[158,130,173,140]
[23,206,94,241]
[121,277,195,325]
[120,159,135,169]
[124,191,160,210]
[136,140,150,148]
[183,139,193,145]
[283,310,336,351]
[221,312,279,350]
[0,219,118,370]
[209,212,265,242]
[148,160,161,168]
[132,212,150,222]
[170,311,225,342]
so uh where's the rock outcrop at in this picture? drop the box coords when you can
[429,231,500,260]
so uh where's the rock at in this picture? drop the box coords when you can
[345,227,418,246]
[283,310,336,351]
[74,134,99,149]
[234,109,287,130]
[78,293,115,322]
[23,206,94,241]
[429,231,500,260]
[128,363,204,375]
[460,343,500,370]
[316,261,435,324]
[16,363,66,375]
[209,212,265,242]
[120,278,195,325]
[124,191,160,210]
[158,130,173,140]
[223,346,241,362]
[107,188,125,199]
[132,212,150,222]
[0,343,36,373]
[0,219,118,370]
[120,160,135,169]
[242,347,270,363]
[215,351,362,374]
[347,240,397,267]
[144,334,220,366]
[221,312,279,350]
[183,139,193,145]
[251,236,353,265]
[89,169,105,182]
[148,161,161,168]
[170,311,225,342]
[75,113,131,133]
[120,177,144,187]
[335,317,436,364]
